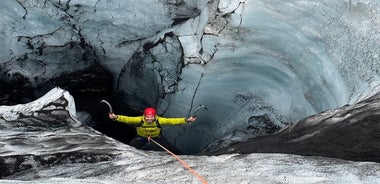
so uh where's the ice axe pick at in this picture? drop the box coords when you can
[191,104,208,117]
[100,100,113,113]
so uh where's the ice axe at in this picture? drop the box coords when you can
[190,104,208,118]
[100,100,113,113]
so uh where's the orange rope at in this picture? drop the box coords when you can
[148,137,208,184]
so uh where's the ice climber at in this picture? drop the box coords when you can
[109,107,196,153]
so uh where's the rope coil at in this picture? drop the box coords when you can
[148,137,208,184]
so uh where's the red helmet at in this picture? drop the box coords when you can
[143,108,157,116]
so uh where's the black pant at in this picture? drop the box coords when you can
[129,136,182,154]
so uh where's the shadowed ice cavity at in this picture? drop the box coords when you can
[169,55,346,154]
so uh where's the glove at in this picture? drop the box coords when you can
[109,113,118,120]
[186,116,196,123]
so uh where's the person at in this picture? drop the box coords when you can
[108,107,196,153]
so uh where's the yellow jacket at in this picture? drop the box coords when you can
[115,115,187,137]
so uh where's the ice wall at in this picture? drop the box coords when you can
[0,0,379,153]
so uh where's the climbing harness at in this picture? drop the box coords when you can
[138,119,161,129]
[147,137,208,184]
